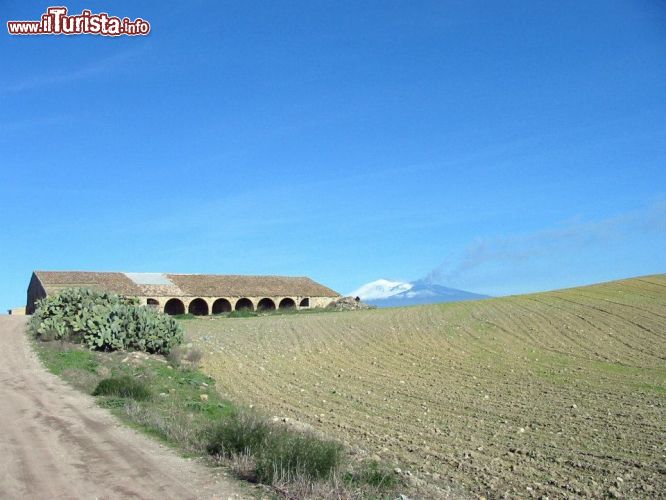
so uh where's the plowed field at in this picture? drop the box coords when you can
[186,276,666,498]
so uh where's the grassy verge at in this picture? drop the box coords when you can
[175,307,342,321]
[33,339,404,499]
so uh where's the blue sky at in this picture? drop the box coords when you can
[1,1,665,309]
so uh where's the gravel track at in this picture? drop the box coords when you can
[0,316,245,500]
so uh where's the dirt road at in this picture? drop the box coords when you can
[0,316,246,500]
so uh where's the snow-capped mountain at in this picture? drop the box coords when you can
[350,279,490,308]
[350,279,414,300]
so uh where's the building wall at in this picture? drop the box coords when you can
[26,273,339,315]
[308,297,336,308]
[138,295,336,314]
[26,273,47,314]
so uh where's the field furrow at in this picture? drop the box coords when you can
[187,275,666,498]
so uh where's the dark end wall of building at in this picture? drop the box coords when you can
[26,273,46,314]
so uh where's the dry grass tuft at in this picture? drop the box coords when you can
[167,346,204,369]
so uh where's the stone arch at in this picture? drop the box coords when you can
[279,298,296,309]
[235,298,254,311]
[188,298,209,316]
[299,298,310,308]
[146,298,159,308]
[257,298,276,311]
[164,298,185,315]
[212,298,232,315]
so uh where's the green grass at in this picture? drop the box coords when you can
[36,344,98,375]
[206,409,344,483]
[97,397,127,409]
[34,338,401,497]
[635,382,666,394]
[225,309,259,318]
[254,429,344,483]
[172,313,196,320]
[206,409,271,456]
[176,307,340,322]
[34,339,237,451]
[93,376,152,400]
[343,460,398,489]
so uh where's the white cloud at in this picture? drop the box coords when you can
[426,200,666,284]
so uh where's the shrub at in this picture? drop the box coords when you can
[227,309,258,318]
[228,451,256,480]
[29,288,183,353]
[206,410,271,456]
[109,304,183,354]
[97,397,128,409]
[37,327,58,342]
[93,376,152,400]
[167,346,204,369]
[255,430,343,483]
[184,348,204,366]
[344,460,398,489]
[166,346,184,367]
[172,313,196,320]
[206,411,343,484]
[123,401,207,451]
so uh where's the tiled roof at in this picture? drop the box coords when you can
[167,274,339,297]
[33,271,339,298]
[34,271,140,295]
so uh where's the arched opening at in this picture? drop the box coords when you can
[279,298,296,309]
[235,298,254,311]
[299,298,310,308]
[188,298,209,316]
[257,298,276,311]
[146,298,159,308]
[164,298,185,315]
[212,298,232,315]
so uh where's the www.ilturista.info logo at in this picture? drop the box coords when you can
[7,7,151,36]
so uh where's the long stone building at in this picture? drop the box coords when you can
[27,271,340,315]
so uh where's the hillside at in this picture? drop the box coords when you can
[186,275,666,498]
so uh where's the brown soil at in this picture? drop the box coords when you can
[188,275,666,498]
[0,316,247,500]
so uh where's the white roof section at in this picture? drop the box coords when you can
[123,273,175,286]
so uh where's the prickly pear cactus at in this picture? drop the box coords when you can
[29,288,182,353]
